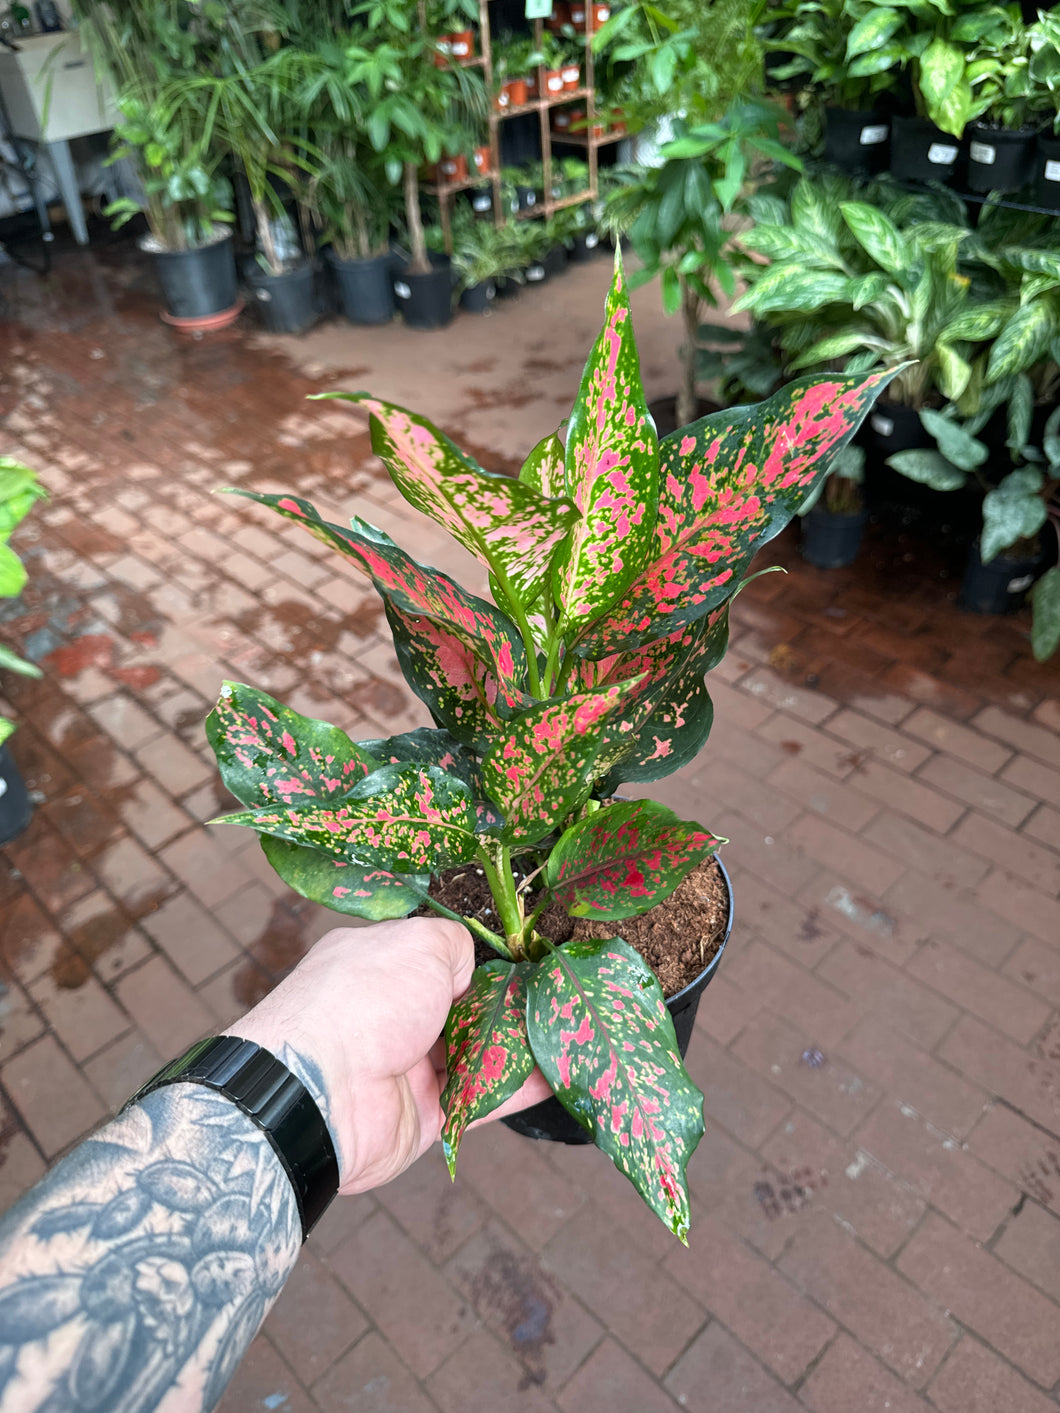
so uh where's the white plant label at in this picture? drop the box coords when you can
[0,778,7,801]
[871,413,894,437]
[1007,574,1034,593]
[859,125,888,146]
[969,141,996,165]
[585,232,599,248]
[927,143,958,165]
[1044,160,1060,182]
[394,281,412,299]
[527,265,545,281]
[548,75,563,91]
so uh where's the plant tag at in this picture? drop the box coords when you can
[548,74,564,91]
[871,413,894,437]
[394,281,412,299]
[527,264,545,281]
[256,288,272,302]
[859,124,888,146]
[927,142,958,165]
[969,141,996,165]
[452,39,470,56]
[525,0,553,15]
[0,778,7,801]
[1045,160,1060,183]
[472,192,492,211]
[1007,573,1034,593]
[585,232,599,248]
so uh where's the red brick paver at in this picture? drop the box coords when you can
[2,242,1059,1411]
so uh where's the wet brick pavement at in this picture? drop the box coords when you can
[1,235,1059,1412]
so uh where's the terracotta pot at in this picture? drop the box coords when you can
[494,88,510,112]
[561,62,581,90]
[544,67,566,96]
[472,145,491,177]
[438,153,468,184]
[569,4,587,30]
[591,3,610,26]
[433,28,473,65]
[505,76,529,107]
[526,72,538,99]
[552,108,575,132]
[546,1,570,29]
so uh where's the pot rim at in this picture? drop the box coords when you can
[665,852,734,1008]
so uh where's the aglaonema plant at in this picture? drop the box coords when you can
[207,256,898,1240]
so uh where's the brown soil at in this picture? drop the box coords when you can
[418,856,729,998]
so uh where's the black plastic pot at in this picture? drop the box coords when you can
[824,107,890,174]
[246,260,318,334]
[966,122,1037,193]
[503,856,735,1145]
[569,232,600,261]
[459,280,495,313]
[515,184,539,213]
[0,744,33,845]
[958,538,1049,614]
[859,399,929,465]
[523,261,548,287]
[493,275,521,300]
[392,257,453,330]
[543,244,568,278]
[146,231,238,324]
[1033,135,1060,213]
[800,506,867,568]
[890,115,961,183]
[325,249,394,326]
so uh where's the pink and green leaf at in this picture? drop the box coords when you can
[518,430,567,499]
[260,836,428,920]
[481,679,642,844]
[440,961,535,1174]
[526,937,704,1240]
[555,253,659,636]
[225,489,526,701]
[206,681,380,808]
[574,367,899,656]
[323,394,578,610]
[360,726,483,793]
[546,799,722,920]
[215,763,478,872]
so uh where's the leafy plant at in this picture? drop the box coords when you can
[0,459,46,745]
[695,320,787,404]
[207,257,897,1237]
[766,0,901,112]
[1029,13,1060,134]
[449,208,524,290]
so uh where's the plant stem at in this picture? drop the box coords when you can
[478,845,526,957]
[676,278,701,429]
[404,161,430,275]
[252,193,282,276]
[410,886,513,960]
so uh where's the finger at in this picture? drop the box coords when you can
[433,918,476,998]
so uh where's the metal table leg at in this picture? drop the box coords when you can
[45,137,87,244]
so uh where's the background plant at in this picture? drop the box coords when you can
[206,258,896,1237]
[0,460,46,745]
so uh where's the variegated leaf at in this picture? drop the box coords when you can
[260,836,427,920]
[226,490,526,701]
[518,431,567,498]
[360,726,482,792]
[546,800,722,920]
[526,937,704,1240]
[206,682,378,808]
[574,368,899,656]
[555,254,659,636]
[481,680,641,844]
[215,764,478,872]
[440,961,534,1174]
[323,394,578,611]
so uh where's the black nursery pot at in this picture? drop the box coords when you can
[858,399,929,465]
[393,257,454,330]
[823,107,890,174]
[1033,135,1060,213]
[0,744,33,846]
[246,260,318,334]
[502,857,735,1145]
[543,244,568,278]
[958,538,1050,614]
[569,232,600,261]
[493,275,521,300]
[800,506,867,569]
[966,122,1037,193]
[459,280,495,314]
[147,231,238,323]
[325,250,394,326]
[889,115,960,183]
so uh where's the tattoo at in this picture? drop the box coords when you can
[0,1083,302,1412]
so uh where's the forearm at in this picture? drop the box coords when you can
[0,1082,302,1413]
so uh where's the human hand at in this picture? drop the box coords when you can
[226,919,552,1194]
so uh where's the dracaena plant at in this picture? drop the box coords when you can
[206,258,895,1239]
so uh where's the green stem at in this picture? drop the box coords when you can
[553,647,578,696]
[410,887,513,960]
[477,846,526,956]
[490,562,544,700]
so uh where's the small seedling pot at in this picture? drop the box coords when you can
[568,3,587,29]
[544,67,566,96]
[503,857,734,1144]
[0,744,32,845]
[552,108,575,133]
[433,29,473,65]
[592,2,611,24]
[561,62,581,90]
[889,115,960,183]
[800,506,867,569]
[823,107,890,174]
[324,249,394,326]
[438,153,468,184]
[1033,134,1060,212]
[966,122,1037,193]
[515,184,538,212]
[392,255,453,330]
[472,146,492,178]
[504,76,529,107]
[245,260,317,334]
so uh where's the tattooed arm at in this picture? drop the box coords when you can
[0,917,550,1412]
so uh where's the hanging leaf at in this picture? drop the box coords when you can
[440,961,535,1174]
[526,937,704,1240]
[324,394,578,610]
[1031,566,1060,662]
[986,300,1056,381]
[216,763,478,872]
[207,682,379,809]
[546,799,722,920]
[981,469,1047,562]
[482,680,641,843]
[260,836,427,919]
[574,368,899,656]
[555,253,659,636]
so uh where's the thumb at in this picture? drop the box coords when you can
[434,918,476,999]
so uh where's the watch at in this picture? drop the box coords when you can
[125,1035,339,1240]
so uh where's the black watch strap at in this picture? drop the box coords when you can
[125,1035,339,1241]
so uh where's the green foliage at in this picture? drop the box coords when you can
[210,256,896,1234]
[0,459,46,739]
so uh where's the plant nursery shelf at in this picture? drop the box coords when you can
[514,187,594,218]
[552,129,626,148]
[498,88,592,120]
[424,174,494,197]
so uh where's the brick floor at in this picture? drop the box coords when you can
[1,239,1059,1410]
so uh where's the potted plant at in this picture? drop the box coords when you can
[0,458,46,844]
[206,258,897,1237]
[1030,13,1060,211]
[449,209,522,312]
[962,9,1045,193]
[798,443,868,567]
[311,143,398,325]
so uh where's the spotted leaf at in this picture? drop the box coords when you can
[440,961,535,1174]
[481,680,642,844]
[260,836,427,919]
[518,430,567,498]
[322,394,578,611]
[575,368,900,656]
[555,253,659,636]
[546,800,722,920]
[215,764,478,873]
[206,682,379,809]
[526,937,704,1240]
[360,726,483,793]
[226,490,526,700]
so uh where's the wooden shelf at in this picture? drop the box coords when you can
[551,128,626,148]
[514,188,594,219]
[423,172,496,197]
[497,87,591,121]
